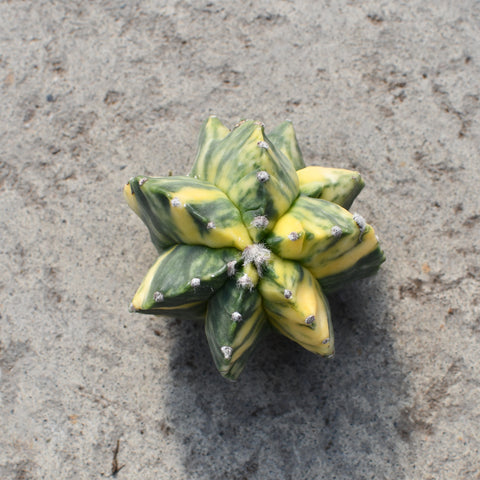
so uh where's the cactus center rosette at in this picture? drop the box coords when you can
[124,116,385,380]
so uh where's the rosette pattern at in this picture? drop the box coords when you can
[124,117,385,380]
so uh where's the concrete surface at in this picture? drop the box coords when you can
[1,1,479,479]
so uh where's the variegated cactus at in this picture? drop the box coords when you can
[124,117,385,380]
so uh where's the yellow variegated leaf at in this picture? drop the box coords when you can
[259,254,334,356]
[191,120,299,242]
[268,120,305,170]
[124,175,251,251]
[190,116,231,179]
[266,196,379,281]
[297,166,364,209]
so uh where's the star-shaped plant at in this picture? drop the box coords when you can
[124,116,385,380]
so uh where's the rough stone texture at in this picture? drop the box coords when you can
[1,1,479,479]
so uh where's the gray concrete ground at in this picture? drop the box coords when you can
[1,1,479,479]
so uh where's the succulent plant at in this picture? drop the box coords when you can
[124,116,385,380]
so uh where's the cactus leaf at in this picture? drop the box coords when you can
[191,115,231,178]
[265,196,382,283]
[259,254,333,356]
[205,278,269,380]
[297,166,364,209]
[191,120,300,242]
[131,244,241,316]
[125,175,251,251]
[268,120,306,170]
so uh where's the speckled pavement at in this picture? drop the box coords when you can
[1,2,479,479]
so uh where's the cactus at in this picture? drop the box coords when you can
[124,116,385,380]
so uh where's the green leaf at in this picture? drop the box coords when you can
[268,120,305,170]
[205,277,269,380]
[297,166,364,209]
[125,175,251,251]
[131,245,241,315]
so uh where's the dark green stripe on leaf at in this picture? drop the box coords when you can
[267,120,305,170]
[190,116,231,180]
[128,175,248,250]
[205,278,269,380]
[135,245,240,311]
[318,245,386,293]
